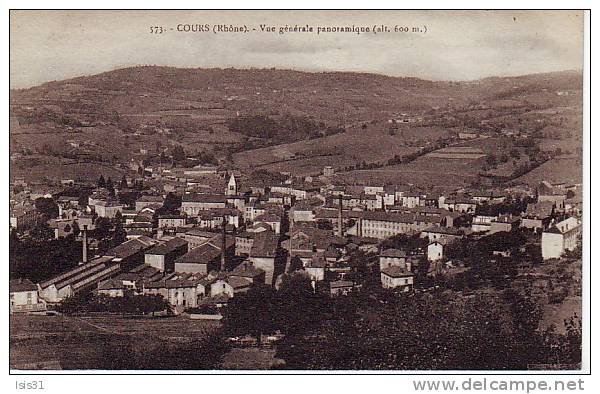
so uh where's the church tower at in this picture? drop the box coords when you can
[226,173,237,195]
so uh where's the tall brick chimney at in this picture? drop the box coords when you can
[220,215,227,271]
[82,224,88,264]
[338,194,343,237]
[285,217,293,273]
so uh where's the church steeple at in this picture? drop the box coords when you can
[226,173,237,195]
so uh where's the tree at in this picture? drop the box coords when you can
[172,146,186,163]
[222,284,277,344]
[29,219,54,241]
[275,291,556,370]
[111,212,127,247]
[106,177,115,195]
[274,273,330,336]
[71,220,80,238]
[34,197,59,219]
[159,192,182,215]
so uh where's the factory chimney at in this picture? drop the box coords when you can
[285,217,293,273]
[220,215,227,271]
[82,225,88,265]
[338,194,344,237]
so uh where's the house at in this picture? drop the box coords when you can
[10,203,41,230]
[174,234,235,275]
[227,195,246,211]
[266,192,294,206]
[383,186,397,206]
[183,165,219,176]
[254,212,282,234]
[143,276,209,309]
[379,249,407,271]
[248,230,279,286]
[50,218,77,239]
[57,196,80,215]
[427,240,445,262]
[225,276,253,294]
[538,182,567,211]
[380,266,415,292]
[144,237,189,272]
[521,202,554,231]
[182,228,220,250]
[290,203,316,223]
[210,277,236,298]
[439,196,477,213]
[98,278,128,297]
[76,213,96,231]
[362,193,384,211]
[329,280,355,296]
[421,226,465,243]
[489,214,521,234]
[359,211,442,239]
[453,198,478,213]
[364,185,384,195]
[197,208,240,229]
[471,191,506,204]
[10,279,45,314]
[157,215,186,228]
[244,201,268,221]
[471,215,496,233]
[541,217,582,260]
[305,257,327,282]
[93,199,124,218]
[235,231,255,256]
[401,192,421,208]
[228,261,266,285]
[135,195,164,211]
[181,194,227,216]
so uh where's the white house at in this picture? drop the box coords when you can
[541,217,582,260]
[380,266,415,292]
[10,279,45,314]
[427,241,445,262]
[379,248,407,271]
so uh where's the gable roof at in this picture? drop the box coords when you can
[230,262,265,279]
[250,230,279,258]
[226,276,252,289]
[182,193,227,203]
[381,266,415,278]
[106,237,157,259]
[10,278,37,293]
[98,278,127,291]
[380,248,407,258]
[146,237,188,255]
[137,195,164,203]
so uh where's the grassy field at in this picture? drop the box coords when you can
[221,348,285,370]
[10,314,219,370]
[335,154,485,187]
[515,156,582,186]
[10,161,126,183]
[232,123,448,176]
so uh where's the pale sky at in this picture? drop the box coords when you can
[10,10,584,89]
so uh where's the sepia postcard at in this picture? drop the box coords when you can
[8,9,588,377]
